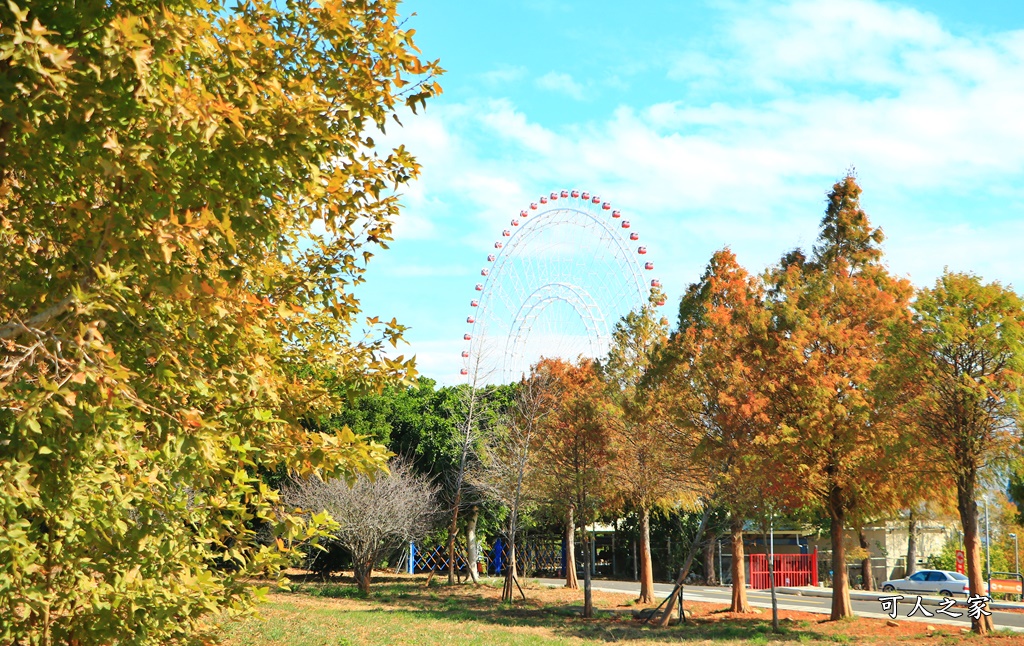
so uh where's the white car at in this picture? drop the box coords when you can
[880,569,970,597]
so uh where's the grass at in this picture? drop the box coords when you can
[211,573,1024,645]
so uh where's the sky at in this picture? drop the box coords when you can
[357,0,1024,386]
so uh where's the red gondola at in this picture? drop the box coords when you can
[481,268,489,276]
[540,196,548,204]
[651,279,661,287]
[520,210,528,217]
[530,202,538,210]
[467,316,475,324]
[630,232,639,241]
[487,254,496,262]
[502,229,511,236]
[494,242,503,249]
[550,192,558,200]
[637,246,647,255]
[591,196,601,204]
[657,299,666,306]
[621,221,631,228]
[561,190,570,198]
[470,300,479,307]
[612,210,621,218]
[581,192,590,200]
[601,202,611,210]
[464,334,472,341]
[475,283,483,291]
[645,262,654,270]
[571,190,580,198]
[462,350,470,358]
[460,368,469,375]
[511,220,519,226]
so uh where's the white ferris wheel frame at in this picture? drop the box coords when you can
[462,193,656,384]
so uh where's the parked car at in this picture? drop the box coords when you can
[880,569,970,597]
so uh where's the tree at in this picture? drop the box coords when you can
[472,367,550,601]
[664,248,770,614]
[0,1,440,643]
[445,367,488,586]
[283,459,440,593]
[603,307,702,604]
[763,175,915,620]
[909,271,1024,634]
[533,358,613,618]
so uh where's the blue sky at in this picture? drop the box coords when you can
[359,0,1024,385]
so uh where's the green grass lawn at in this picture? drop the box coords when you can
[211,575,1021,646]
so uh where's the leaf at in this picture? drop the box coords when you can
[7,1,28,21]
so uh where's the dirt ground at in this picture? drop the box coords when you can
[212,572,1024,645]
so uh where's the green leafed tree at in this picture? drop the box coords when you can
[603,306,703,604]
[909,271,1024,634]
[0,1,440,643]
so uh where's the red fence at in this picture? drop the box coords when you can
[749,549,818,589]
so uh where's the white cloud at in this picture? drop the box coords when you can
[480,65,527,86]
[536,71,587,100]
[367,0,1024,384]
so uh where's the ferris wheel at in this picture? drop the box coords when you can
[460,189,664,385]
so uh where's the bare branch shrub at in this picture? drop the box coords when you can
[283,458,440,593]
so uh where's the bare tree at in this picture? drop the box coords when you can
[283,459,440,594]
[471,367,551,601]
[445,351,495,584]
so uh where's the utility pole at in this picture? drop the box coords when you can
[1012,533,1020,575]
[985,496,992,595]
[718,539,724,586]
[769,509,779,633]
[1012,533,1021,601]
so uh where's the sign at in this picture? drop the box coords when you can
[955,550,965,574]
[989,578,1023,595]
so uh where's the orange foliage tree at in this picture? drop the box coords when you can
[663,247,772,613]
[532,358,613,618]
[762,175,916,620]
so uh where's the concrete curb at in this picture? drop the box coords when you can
[775,586,1024,611]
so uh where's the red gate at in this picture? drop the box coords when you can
[749,548,818,589]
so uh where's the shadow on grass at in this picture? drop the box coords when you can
[286,579,822,643]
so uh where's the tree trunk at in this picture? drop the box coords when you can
[858,527,874,591]
[565,505,579,589]
[501,542,518,602]
[828,487,853,620]
[906,510,917,577]
[958,478,994,634]
[730,514,750,612]
[447,490,462,584]
[582,528,594,618]
[466,506,480,585]
[703,533,718,585]
[638,507,654,604]
[354,560,373,595]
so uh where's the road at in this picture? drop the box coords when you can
[535,578,1024,632]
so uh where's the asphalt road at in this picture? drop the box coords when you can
[535,578,1024,632]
